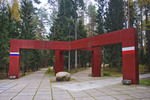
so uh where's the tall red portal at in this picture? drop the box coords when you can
[9,28,139,84]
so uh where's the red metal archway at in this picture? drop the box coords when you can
[9,28,139,84]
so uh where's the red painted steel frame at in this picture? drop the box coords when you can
[92,47,101,77]
[9,28,139,84]
[55,50,64,74]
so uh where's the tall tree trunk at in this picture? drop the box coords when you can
[53,7,55,37]
[68,50,70,72]
[75,12,77,72]
[102,47,105,71]
[21,50,25,76]
[128,0,130,28]
[75,50,77,72]
[140,7,144,65]
[145,10,150,71]
[82,10,84,25]
[68,22,71,72]
[6,66,8,78]
[147,28,150,71]
[124,0,127,28]
[39,19,42,40]
[79,51,81,68]
[92,16,94,36]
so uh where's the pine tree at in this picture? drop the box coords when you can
[20,0,35,40]
[95,0,106,34]
[77,19,87,68]
[34,7,49,40]
[20,0,37,75]
[127,0,137,27]
[87,4,96,37]
[50,0,85,40]
[0,4,9,76]
[105,0,124,32]
[137,0,150,69]
[7,6,20,39]
[77,20,87,39]
[104,0,124,70]
[50,0,87,70]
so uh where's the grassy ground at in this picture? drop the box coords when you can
[46,64,150,77]
[99,64,149,77]
[1,64,149,80]
[97,66,122,77]
[45,66,88,76]
[64,67,88,75]
[140,78,150,86]
[88,69,122,77]
[0,71,34,79]
[45,67,55,76]
[20,71,33,78]
[0,73,8,79]
[102,71,122,77]
[139,64,149,74]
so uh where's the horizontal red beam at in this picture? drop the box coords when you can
[10,28,136,51]
[70,28,135,50]
[10,39,70,52]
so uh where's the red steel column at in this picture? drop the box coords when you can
[122,30,139,84]
[92,47,101,77]
[9,40,20,78]
[55,50,64,74]
[9,51,20,78]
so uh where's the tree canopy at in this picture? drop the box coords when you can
[1,0,150,78]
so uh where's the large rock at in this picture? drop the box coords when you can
[56,72,71,81]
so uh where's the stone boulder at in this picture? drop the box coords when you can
[56,72,71,81]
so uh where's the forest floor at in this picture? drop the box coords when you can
[0,68,150,100]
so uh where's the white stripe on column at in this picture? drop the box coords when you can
[122,46,135,51]
[10,52,19,54]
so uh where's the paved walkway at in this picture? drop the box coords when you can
[0,68,150,100]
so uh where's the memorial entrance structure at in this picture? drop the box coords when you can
[9,28,139,84]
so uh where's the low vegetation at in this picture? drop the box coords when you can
[45,66,88,76]
[139,64,149,74]
[103,72,111,76]
[45,66,55,76]
[102,66,122,77]
[140,78,150,86]
[88,64,150,77]
[20,71,33,78]
[0,72,8,79]
[64,67,88,75]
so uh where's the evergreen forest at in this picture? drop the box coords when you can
[0,0,150,78]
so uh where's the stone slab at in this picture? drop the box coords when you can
[95,96,117,100]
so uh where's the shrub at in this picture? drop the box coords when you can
[103,72,111,76]
[88,74,92,77]
[139,64,149,74]
[45,66,55,76]
[140,78,150,86]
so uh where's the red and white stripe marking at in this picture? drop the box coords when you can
[122,46,135,54]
